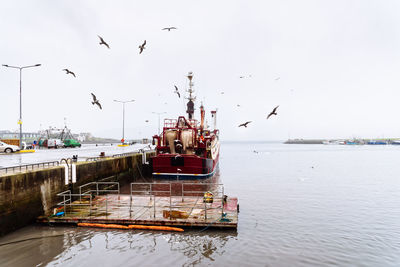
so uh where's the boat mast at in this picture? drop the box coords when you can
[186,72,196,119]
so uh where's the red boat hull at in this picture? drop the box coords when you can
[151,153,219,180]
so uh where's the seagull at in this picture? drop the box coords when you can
[63,69,76,77]
[91,93,102,110]
[253,150,259,153]
[174,85,180,98]
[239,76,245,79]
[139,40,146,54]
[145,120,149,123]
[267,105,279,119]
[275,77,280,81]
[238,121,252,128]
[221,92,225,95]
[237,104,241,107]
[97,35,110,49]
[162,27,177,31]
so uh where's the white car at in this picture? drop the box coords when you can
[0,141,21,153]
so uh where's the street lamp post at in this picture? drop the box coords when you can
[114,99,134,143]
[152,112,166,134]
[2,64,41,149]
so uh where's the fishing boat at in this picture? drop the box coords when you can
[367,140,388,145]
[150,72,220,180]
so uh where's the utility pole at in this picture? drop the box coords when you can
[152,112,166,134]
[114,99,134,143]
[2,63,41,149]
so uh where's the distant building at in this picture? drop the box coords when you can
[0,130,40,139]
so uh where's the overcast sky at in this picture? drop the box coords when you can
[1,0,400,141]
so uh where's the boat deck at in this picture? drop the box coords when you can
[38,193,238,229]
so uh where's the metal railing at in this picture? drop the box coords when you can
[0,161,60,174]
[86,156,107,162]
[56,190,93,216]
[130,183,172,219]
[78,182,120,201]
[182,183,224,220]
[112,152,139,158]
[129,182,225,221]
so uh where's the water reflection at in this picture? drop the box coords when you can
[40,227,236,266]
[166,230,237,266]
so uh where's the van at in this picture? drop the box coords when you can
[46,139,63,148]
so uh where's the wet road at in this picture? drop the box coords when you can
[0,143,152,168]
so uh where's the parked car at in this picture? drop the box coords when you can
[0,141,21,153]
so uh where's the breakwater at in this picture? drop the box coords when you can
[0,152,154,236]
[285,138,400,144]
[284,139,324,144]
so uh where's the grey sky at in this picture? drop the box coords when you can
[1,0,400,141]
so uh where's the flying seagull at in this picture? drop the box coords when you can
[267,105,279,119]
[162,27,177,31]
[63,69,76,77]
[174,85,180,98]
[239,76,245,79]
[275,77,280,81]
[238,121,252,128]
[139,40,146,54]
[145,120,149,123]
[91,93,102,110]
[237,104,241,107]
[97,35,110,49]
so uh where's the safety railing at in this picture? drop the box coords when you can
[182,183,224,220]
[129,182,225,221]
[78,182,120,201]
[86,156,106,162]
[0,161,60,174]
[56,190,93,216]
[130,183,171,219]
[112,152,139,158]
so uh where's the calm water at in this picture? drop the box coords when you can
[1,142,400,266]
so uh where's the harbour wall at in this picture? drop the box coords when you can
[0,152,155,236]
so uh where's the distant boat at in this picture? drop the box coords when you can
[391,140,400,145]
[367,140,388,145]
[345,141,359,145]
[323,140,342,145]
[322,140,335,145]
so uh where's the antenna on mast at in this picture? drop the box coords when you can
[186,72,196,119]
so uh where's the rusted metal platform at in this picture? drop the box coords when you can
[38,182,238,229]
